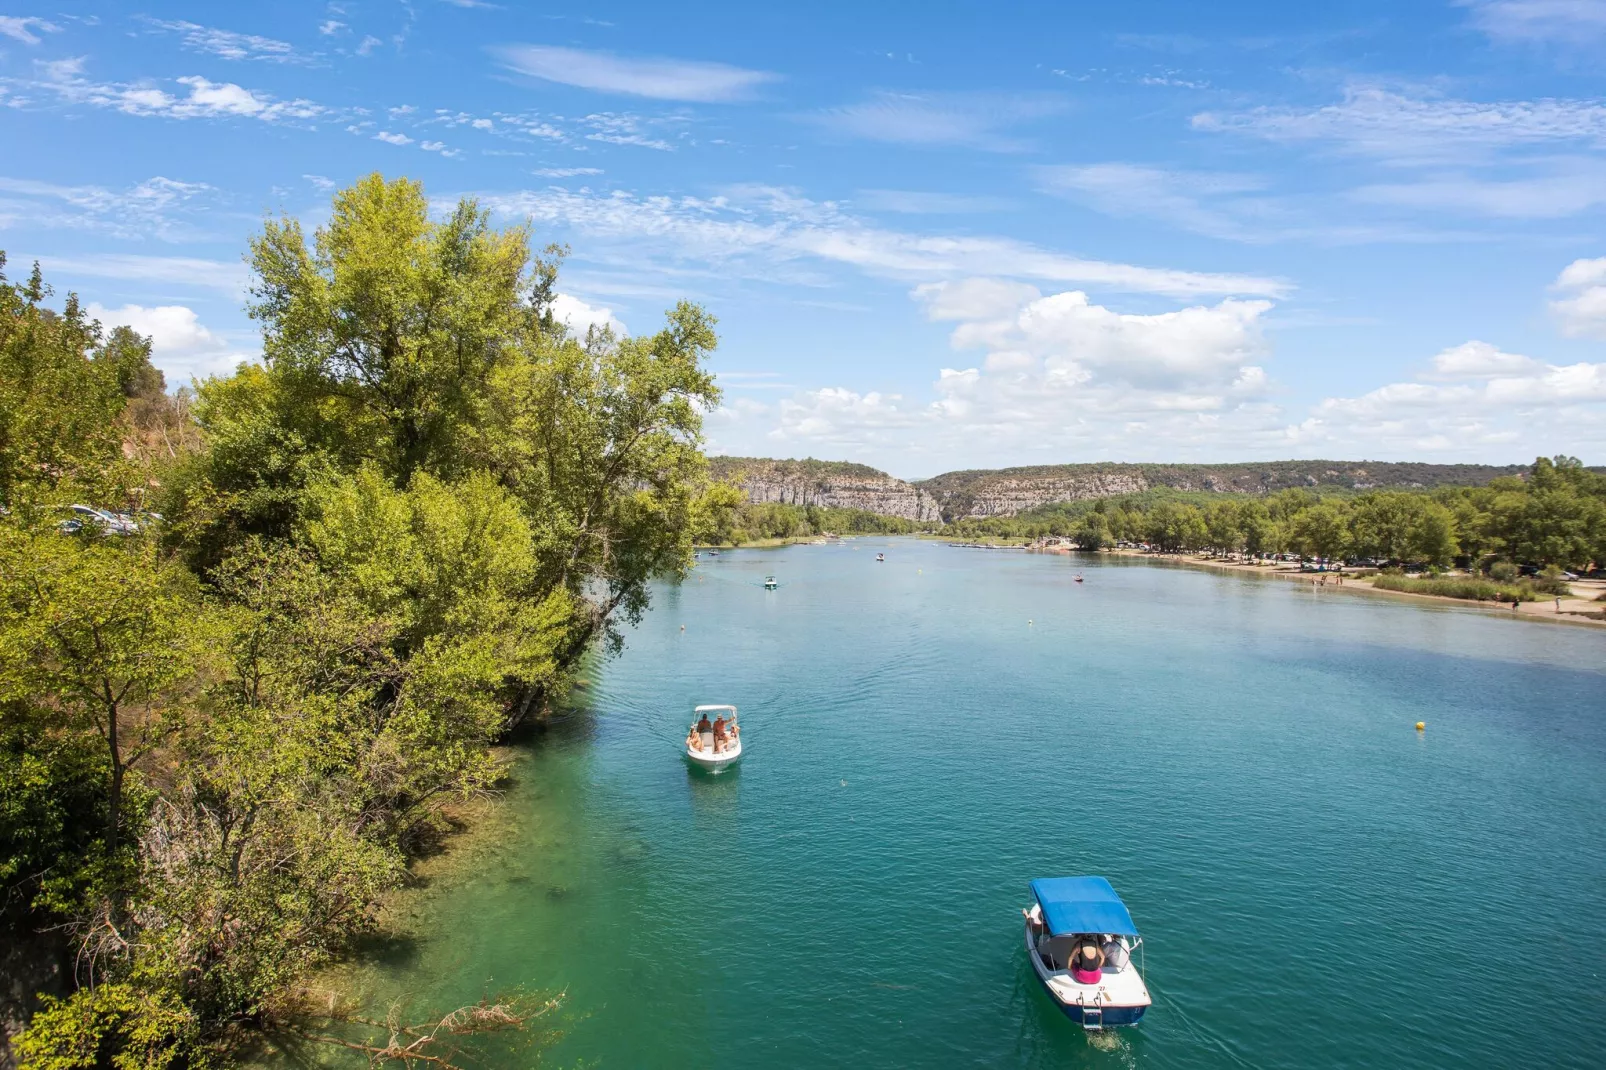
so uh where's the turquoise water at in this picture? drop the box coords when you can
[328,539,1606,1068]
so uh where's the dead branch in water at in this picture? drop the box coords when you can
[274,988,567,1068]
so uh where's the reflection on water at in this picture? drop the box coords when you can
[293,539,1606,1070]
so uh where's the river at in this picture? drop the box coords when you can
[311,538,1606,1068]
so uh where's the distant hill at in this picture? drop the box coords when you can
[916,461,1537,520]
[707,456,1578,523]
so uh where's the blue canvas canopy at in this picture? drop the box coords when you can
[1030,876,1139,937]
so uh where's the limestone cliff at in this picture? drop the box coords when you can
[917,461,1533,519]
[708,457,943,523]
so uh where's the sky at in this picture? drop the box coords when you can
[3,1,1606,477]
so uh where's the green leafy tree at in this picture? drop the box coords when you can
[1290,501,1351,562]
[0,528,209,870]
[0,255,135,509]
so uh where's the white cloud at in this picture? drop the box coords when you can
[1193,83,1606,163]
[6,59,327,123]
[0,16,59,44]
[814,91,1065,151]
[472,185,1288,298]
[1350,161,1606,219]
[532,167,603,178]
[763,285,1283,463]
[0,176,215,241]
[86,302,256,383]
[319,20,346,35]
[854,189,1014,214]
[1292,338,1606,455]
[29,253,250,296]
[303,173,337,192]
[493,44,778,102]
[143,19,307,63]
[920,282,1273,392]
[374,130,413,145]
[1426,340,1542,379]
[1551,256,1606,337]
[550,293,626,338]
[1037,163,1272,240]
[1460,0,1606,43]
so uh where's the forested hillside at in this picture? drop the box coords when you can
[0,176,721,1067]
[917,460,1540,519]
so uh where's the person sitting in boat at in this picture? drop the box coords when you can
[712,714,729,753]
[686,726,703,753]
[1069,936,1104,984]
[1101,934,1129,972]
[696,712,713,735]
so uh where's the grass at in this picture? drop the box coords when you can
[1371,574,1544,602]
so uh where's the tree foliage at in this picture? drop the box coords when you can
[1,173,720,1068]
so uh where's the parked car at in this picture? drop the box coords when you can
[57,504,133,536]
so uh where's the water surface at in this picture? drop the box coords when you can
[326,540,1606,1068]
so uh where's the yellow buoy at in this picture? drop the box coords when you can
[1415,721,1425,731]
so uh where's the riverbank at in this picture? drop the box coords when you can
[1100,547,1606,628]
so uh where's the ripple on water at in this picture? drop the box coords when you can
[313,541,1606,1070]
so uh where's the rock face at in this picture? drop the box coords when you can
[918,461,1534,520]
[709,457,943,523]
[710,457,1553,523]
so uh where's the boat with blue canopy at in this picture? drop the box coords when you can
[1022,876,1151,1029]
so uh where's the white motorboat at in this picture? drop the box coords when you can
[685,704,742,771]
[764,575,778,590]
[1023,876,1151,1030]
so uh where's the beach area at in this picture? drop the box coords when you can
[1089,547,1606,629]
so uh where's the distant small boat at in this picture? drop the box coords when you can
[1075,574,1084,583]
[876,552,885,562]
[1023,876,1150,1030]
[685,704,741,771]
[764,575,778,590]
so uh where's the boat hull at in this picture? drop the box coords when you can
[686,740,742,771]
[1023,919,1149,1028]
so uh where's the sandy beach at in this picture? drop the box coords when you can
[1092,547,1606,630]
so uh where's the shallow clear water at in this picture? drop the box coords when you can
[326,540,1606,1068]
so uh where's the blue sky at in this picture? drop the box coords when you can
[3,1,1606,476]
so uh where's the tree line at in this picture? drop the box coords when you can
[945,463,1606,572]
[1,175,720,1067]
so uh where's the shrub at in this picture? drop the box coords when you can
[1488,561,1518,582]
[1372,575,1539,602]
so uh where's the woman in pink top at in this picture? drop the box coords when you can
[1069,937,1104,984]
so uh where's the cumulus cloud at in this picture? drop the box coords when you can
[493,44,778,102]
[1293,339,1606,455]
[86,302,256,383]
[763,284,1283,463]
[550,293,626,338]
[1551,256,1606,337]
[1425,340,1542,379]
[374,130,413,145]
